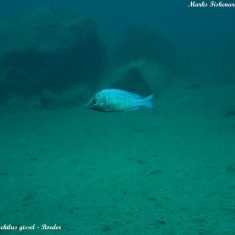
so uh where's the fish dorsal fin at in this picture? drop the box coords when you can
[103,89,143,99]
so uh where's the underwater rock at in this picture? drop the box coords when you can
[0,7,82,54]
[0,48,51,96]
[101,59,170,95]
[149,220,166,229]
[61,83,92,108]
[40,90,63,109]
[102,225,113,232]
[0,7,107,109]
[25,95,43,110]
[113,24,176,71]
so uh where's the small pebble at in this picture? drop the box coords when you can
[102,225,112,232]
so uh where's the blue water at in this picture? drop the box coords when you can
[0,1,235,234]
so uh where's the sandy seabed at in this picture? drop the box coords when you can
[0,82,235,235]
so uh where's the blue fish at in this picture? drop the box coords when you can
[86,89,154,112]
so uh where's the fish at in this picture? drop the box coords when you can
[86,89,154,112]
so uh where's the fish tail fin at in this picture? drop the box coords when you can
[142,94,154,110]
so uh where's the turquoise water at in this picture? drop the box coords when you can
[0,1,235,234]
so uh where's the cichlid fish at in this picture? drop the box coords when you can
[86,89,154,112]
